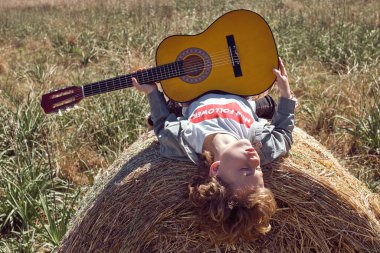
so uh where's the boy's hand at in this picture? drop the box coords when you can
[272,58,292,99]
[131,69,158,95]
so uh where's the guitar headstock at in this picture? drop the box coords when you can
[40,86,84,114]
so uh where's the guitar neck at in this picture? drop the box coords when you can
[82,61,185,97]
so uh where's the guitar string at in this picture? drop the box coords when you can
[83,56,237,96]
[52,52,273,109]
[154,47,240,61]
[124,51,239,84]
[85,52,241,91]
[133,56,236,84]
[57,51,241,102]
[52,63,266,112]
[110,49,241,83]
[77,55,246,102]
[56,57,238,107]
[89,54,236,89]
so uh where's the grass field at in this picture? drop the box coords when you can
[0,0,379,251]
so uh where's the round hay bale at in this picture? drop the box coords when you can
[58,127,380,253]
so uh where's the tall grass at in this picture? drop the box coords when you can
[0,96,79,251]
[0,0,379,251]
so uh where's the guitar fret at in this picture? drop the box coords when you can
[126,75,132,88]
[144,69,149,83]
[175,62,180,76]
[90,83,93,96]
[83,85,89,97]
[141,70,144,83]
[163,65,168,80]
[102,80,107,93]
[119,76,124,89]
[176,61,183,76]
[166,64,170,78]
[96,82,101,95]
[160,65,164,80]
[163,64,169,79]
[143,69,147,84]
[138,71,144,84]
[145,69,151,83]
[168,64,172,79]
[148,69,155,83]
[172,63,176,77]
[176,62,180,76]
[153,67,158,81]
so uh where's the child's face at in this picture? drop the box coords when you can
[213,139,264,192]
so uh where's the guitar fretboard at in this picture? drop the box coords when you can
[82,61,185,97]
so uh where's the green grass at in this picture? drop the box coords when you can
[341,95,380,154]
[0,96,79,251]
[0,0,379,251]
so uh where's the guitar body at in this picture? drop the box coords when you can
[156,9,278,102]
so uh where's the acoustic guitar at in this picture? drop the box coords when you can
[41,9,278,114]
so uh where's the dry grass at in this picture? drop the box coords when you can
[58,128,380,252]
[0,59,8,75]
[0,0,379,251]
[0,0,118,9]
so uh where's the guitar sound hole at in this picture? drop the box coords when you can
[183,55,204,77]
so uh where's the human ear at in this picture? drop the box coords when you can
[209,161,220,177]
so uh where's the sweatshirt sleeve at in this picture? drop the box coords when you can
[146,90,193,162]
[249,97,296,166]
[147,89,170,136]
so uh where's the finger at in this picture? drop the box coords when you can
[133,68,146,86]
[272,68,281,78]
[131,77,139,87]
[279,58,287,76]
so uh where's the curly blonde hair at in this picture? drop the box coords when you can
[188,152,277,243]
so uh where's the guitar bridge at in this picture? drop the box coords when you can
[226,35,242,77]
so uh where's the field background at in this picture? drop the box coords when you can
[0,0,379,251]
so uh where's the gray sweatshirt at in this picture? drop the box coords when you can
[147,89,295,166]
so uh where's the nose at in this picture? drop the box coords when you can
[248,151,260,167]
